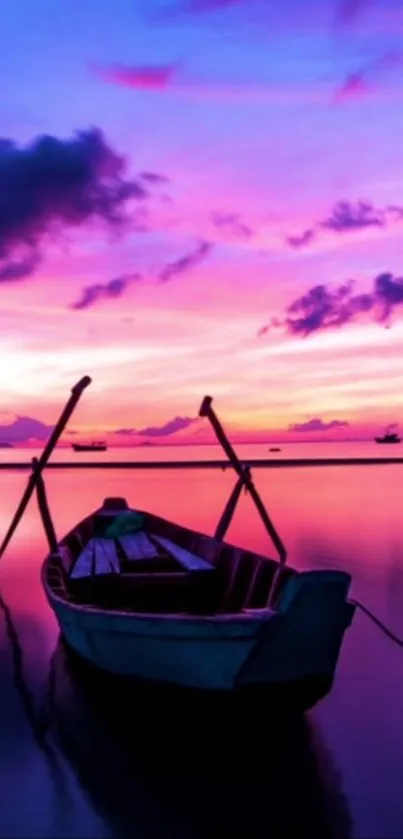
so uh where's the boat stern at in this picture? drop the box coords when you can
[235,570,354,706]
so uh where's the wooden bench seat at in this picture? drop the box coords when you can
[118,532,160,561]
[70,538,120,579]
[150,534,214,573]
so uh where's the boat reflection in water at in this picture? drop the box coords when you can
[45,638,352,838]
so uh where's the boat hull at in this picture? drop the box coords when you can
[43,567,354,709]
[72,444,107,452]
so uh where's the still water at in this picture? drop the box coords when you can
[0,462,402,837]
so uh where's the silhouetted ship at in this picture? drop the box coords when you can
[375,432,401,444]
[72,442,107,452]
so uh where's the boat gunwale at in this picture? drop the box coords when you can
[41,559,282,626]
[41,504,288,626]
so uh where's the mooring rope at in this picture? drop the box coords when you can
[351,598,403,647]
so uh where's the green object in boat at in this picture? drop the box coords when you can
[102,511,146,538]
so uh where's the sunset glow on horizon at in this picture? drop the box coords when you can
[2,0,403,446]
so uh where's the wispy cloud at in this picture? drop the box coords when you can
[71,275,140,310]
[139,171,170,185]
[93,63,178,90]
[333,51,403,104]
[0,128,142,283]
[212,212,253,240]
[93,61,328,105]
[289,417,349,432]
[159,240,212,282]
[333,72,373,104]
[0,252,41,282]
[286,228,315,249]
[113,416,196,437]
[258,272,403,338]
[286,200,390,249]
[321,200,385,231]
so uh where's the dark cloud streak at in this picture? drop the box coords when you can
[286,200,391,250]
[321,200,385,231]
[212,212,252,240]
[113,416,196,437]
[71,274,140,310]
[139,171,170,184]
[286,228,315,248]
[159,241,212,283]
[258,272,403,339]
[289,418,349,433]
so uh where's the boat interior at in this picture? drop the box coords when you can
[44,497,296,615]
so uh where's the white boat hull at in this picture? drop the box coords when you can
[43,569,355,696]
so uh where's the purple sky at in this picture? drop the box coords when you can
[2,0,403,443]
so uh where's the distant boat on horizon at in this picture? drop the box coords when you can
[72,442,107,453]
[374,431,401,444]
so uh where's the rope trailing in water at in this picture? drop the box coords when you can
[351,599,403,647]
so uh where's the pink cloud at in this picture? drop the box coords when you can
[0,415,54,444]
[333,72,374,104]
[93,63,178,90]
[93,62,328,105]
[333,52,403,104]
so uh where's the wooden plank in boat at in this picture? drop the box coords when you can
[94,538,120,575]
[58,544,74,575]
[150,535,214,573]
[70,540,95,579]
[118,532,160,561]
[70,538,119,578]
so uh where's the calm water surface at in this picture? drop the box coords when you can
[1,440,402,464]
[0,462,402,837]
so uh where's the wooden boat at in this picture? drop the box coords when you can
[374,432,401,444]
[0,381,355,712]
[41,497,354,708]
[72,441,107,452]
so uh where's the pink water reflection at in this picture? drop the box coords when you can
[1,463,403,835]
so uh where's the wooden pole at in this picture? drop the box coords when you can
[0,376,91,559]
[214,468,250,542]
[32,457,58,553]
[199,395,287,564]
